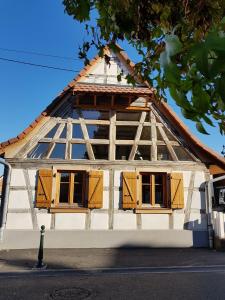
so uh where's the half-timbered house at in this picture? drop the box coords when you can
[0,46,225,249]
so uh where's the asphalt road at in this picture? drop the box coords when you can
[1,266,225,300]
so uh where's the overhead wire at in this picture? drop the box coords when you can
[0,56,80,73]
[0,47,80,61]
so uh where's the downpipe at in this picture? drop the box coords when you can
[0,158,12,241]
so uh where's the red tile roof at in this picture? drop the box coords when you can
[73,84,153,95]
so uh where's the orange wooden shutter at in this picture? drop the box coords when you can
[122,172,138,209]
[88,170,103,208]
[36,169,53,208]
[170,173,184,209]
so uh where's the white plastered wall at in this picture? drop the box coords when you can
[5,167,207,232]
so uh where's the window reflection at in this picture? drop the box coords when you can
[92,145,109,159]
[116,126,137,140]
[44,124,59,138]
[82,110,109,120]
[50,143,66,159]
[116,111,141,121]
[134,146,151,160]
[173,146,193,161]
[27,143,49,159]
[116,145,132,160]
[87,125,109,139]
[59,124,67,139]
[71,144,88,159]
[140,127,151,140]
[72,124,83,139]
[157,145,171,160]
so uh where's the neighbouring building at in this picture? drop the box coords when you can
[0,46,225,249]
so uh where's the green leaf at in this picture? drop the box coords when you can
[192,86,210,113]
[216,75,225,103]
[196,122,209,135]
[202,115,215,127]
[169,87,191,110]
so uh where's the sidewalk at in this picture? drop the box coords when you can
[1,248,225,273]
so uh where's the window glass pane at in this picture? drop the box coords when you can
[163,127,175,141]
[155,174,164,205]
[87,125,109,139]
[27,143,49,159]
[140,126,151,140]
[92,145,109,159]
[116,145,132,160]
[79,94,94,105]
[134,146,151,160]
[50,143,65,159]
[73,172,84,205]
[145,112,150,122]
[157,145,172,160]
[72,124,83,139]
[59,172,70,203]
[59,183,69,203]
[114,95,130,106]
[96,95,111,106]
[44,124,59,138]
[116,126,137,140]
[156,127,163,140]
[142,174,150,204]
[173,146,193,161]
[116,111,141,121]
[59,124,67,139]
[71,109,80,119]
[82,110,109,120]
[71,144,88,159]
[61,172,70,183]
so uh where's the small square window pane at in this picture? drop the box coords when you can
[59,124,67,139]
[134,146,151,160]
[116,145,132,160]
[87,125,109,139]
[82,110,109,120]
[27,143,49,159]
[71,144,88,159]
[44,124,59,138]
[50,143,65,159]
[92,145,109,159]
[157,145,172,160]
[72,124,83,139]
[156,127,163,140]
[60,172,70,183]
[163,127,175,141]
[116,111,141,121]
[140,127,151,140]
[116,126,137,140]
[173,146,193,161]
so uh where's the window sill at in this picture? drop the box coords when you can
[135,208,172,214]
[50,207,89,213]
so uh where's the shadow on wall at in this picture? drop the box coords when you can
[183,181,209,247]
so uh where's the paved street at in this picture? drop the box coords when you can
[1,248,225,299]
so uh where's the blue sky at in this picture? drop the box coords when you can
[0,0,224,169]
